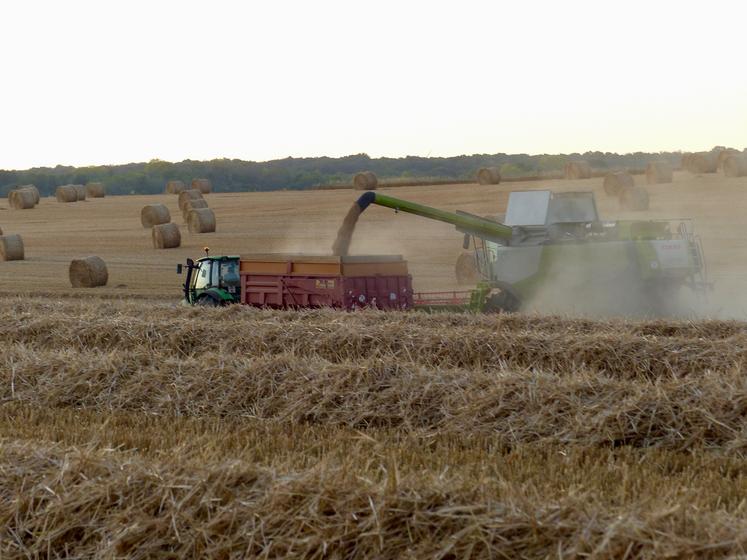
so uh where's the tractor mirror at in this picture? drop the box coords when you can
[186,258,194,268]
[462,234,471,250]
[176,264,183,275]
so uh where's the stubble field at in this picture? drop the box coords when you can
[2,172,747,557]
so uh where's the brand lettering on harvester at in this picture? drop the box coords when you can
[661,243,681,250]
[314,279,335,289]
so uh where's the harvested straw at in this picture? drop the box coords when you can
[69,256,108,288]
[603,172,634,195]
[353,171,378,190]
[165,180,186,194]
[181,198,209,221]
[152,223,181,248]
[723,155,747,178]
[455,253,481,284]
[645,162,673,184]
[55,185,78,203]
[564,161,591,180]
[477,167,501,185]
[619,187,650,211]
[73,184,86,201]
[0,234,24,260]
[178,189,204,212]
[187,208,216,233]
[191,178,212,194]
[140,204,171,228]
[685,152,717,174]
[9,189,36,209]
[85,182,105,198]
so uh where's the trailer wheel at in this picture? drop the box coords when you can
[196,295,220,307]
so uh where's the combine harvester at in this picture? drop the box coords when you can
[178,189,708,315]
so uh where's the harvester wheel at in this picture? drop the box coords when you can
[484,290,521,313]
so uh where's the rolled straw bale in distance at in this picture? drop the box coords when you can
[723,155,747,178]
[645,162,673,184]
[603,172,634,195]
[9,189,36,209]
[16,185,39,204]
[55,185,78,203]
[72,184,86,201]
[181,198,209,221]
[85,182,105,198]
[152,223,181,249]
[69,256,108,288]
[165,180,186,194]
[191,178,212,194]
[140,204,171,228]
[477,167,501,185]
[455,253,481,285]
[619,187,650,211]
[686,152,717,174]
[564,161,591,180]
[717,149,739,170]
[0,234,24,260]
[178,189,204,212]
[187,207,216,233]
[353,171,378,190]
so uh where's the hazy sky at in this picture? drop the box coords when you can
[1,0,745,169]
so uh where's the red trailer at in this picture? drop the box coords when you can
[238,254,413,310]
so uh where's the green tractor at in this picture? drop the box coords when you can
[350,190,708,315]
[177,253,241,306]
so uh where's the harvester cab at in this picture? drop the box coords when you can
[178,255,241,306]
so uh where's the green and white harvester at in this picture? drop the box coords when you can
[351,190,708,315]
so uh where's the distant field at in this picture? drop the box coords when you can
[1,171,747,313]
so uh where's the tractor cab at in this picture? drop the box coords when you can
[177,253,240,305]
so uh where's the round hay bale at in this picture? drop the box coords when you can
[564,161,592,180]
[717,149,739,171]
[178,189,204,212]
[455,253,481,285]
[72,184,86,201]
[86,182,105,198]
[181,198,209,221]
[14,185,39,205]
[69,256,108,288]
[645,162,673,184]
[55,185,78,203]
[477,167,501,185]
[0,234,24,261]
[603,172,634,195]
[723,155,747,178]
[191,178,212,194]
[152,223,181,249]
[353,171,378,190]
[141,204,171,228]
[9,189,36,209]
[165,180,186,194]
[686,152,717,174]
[187,208,216,233]
[619,187,650,211]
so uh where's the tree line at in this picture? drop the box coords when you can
[0,150,724,197]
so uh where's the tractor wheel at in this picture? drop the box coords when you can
[196,295,220,307]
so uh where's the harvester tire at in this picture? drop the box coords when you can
[484,290,521,313]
